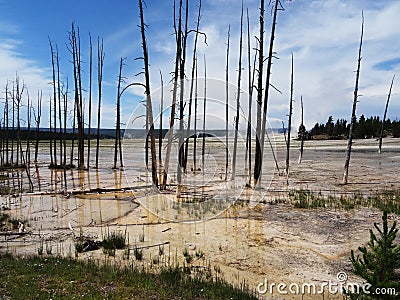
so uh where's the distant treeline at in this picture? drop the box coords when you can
[301,115,400,140]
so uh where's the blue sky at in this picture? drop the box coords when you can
[1,0,400,130]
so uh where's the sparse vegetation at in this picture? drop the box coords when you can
[0,254,258,299]
[134,245,143,261]
[102,230,126,250]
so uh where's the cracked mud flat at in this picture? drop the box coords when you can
[1,136,400,299]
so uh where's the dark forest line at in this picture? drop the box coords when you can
[300,115,400,140]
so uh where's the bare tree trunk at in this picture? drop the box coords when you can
[245,10,258,186]
[87,34,93,169]
[49,39,58,166]
[253,0,265,187]
[231,3,244,181]
[26,91,31,166]
[285,54,294,184]
[298,96,304,164]
[70,99,76,167]
[56,45,63,167]
[15,77,24,167]
[184,0,202,174]
[193,59,198,172]
[162,0,182,190]
[76,27,85,169]
[96,37,104,169]
[49,93,53,166]
[177,0,189,197]
[139,0,158,187]
[258,0,280,187]
[225,25,230,181]
[159,70,164,180]
[63,80,68,186]
[202,55,207,175]
[114,57,123,169]
[4,84,10,166]
[343,12,364,185]
[70,24,85,169]
[378,74,395,154]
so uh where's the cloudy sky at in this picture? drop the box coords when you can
[0,0,399,131]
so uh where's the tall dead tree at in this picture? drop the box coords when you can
[245,9,257,186]
[159,70,164,177]
[183,0,202,174]
[114,57,124,169]
[95,37,104,169]
[378,74,395,154]
[70,97,76,167]
[26,91,31,165]
[193,59,198,171]
[177,0,189,197]
[162,0,182,189]
[257,0,280,187]
[56,45,63,167]
[225,25,230,181]
[231,3,244,181]
[285,54,294,183]
[139,0,158,187]
[49,39,58,166]
[298,95,305,164]
[343,12,364,185]
[4,84,9,166]
[70,23,85,169]
[253,0,265,187]
[202,55,207,175]
[87,34,93,169]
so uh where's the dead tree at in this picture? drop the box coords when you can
[245,9,257,186]
[285,54,294,183]
[26,91,31,165]
[95,37,105,169]
[162,0,182,189]
[49,94,53,166]
[225,25,230,181]
[159,70,164,178]
[343,12,364,185]
[56,45,63,167]
[70,23,85,169]
[231,3,244,181]
[114,57,124,169]
[49,39,58,166]
[378,74,395,154]
[177,0,189,197]
[70,97,76,167]
[4,84,9,166]
[298,95,305,164]
[257,0,280,187]
[253,0,265,187]
[139,0,158,187]
[202,55,207,175]
[193,59,198,171]
[87,34,93,169]
[183,0,202,174]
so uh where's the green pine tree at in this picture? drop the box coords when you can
[350,211,400,299]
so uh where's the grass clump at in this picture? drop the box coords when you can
[134,245,143,261]
[102,230,126,250]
